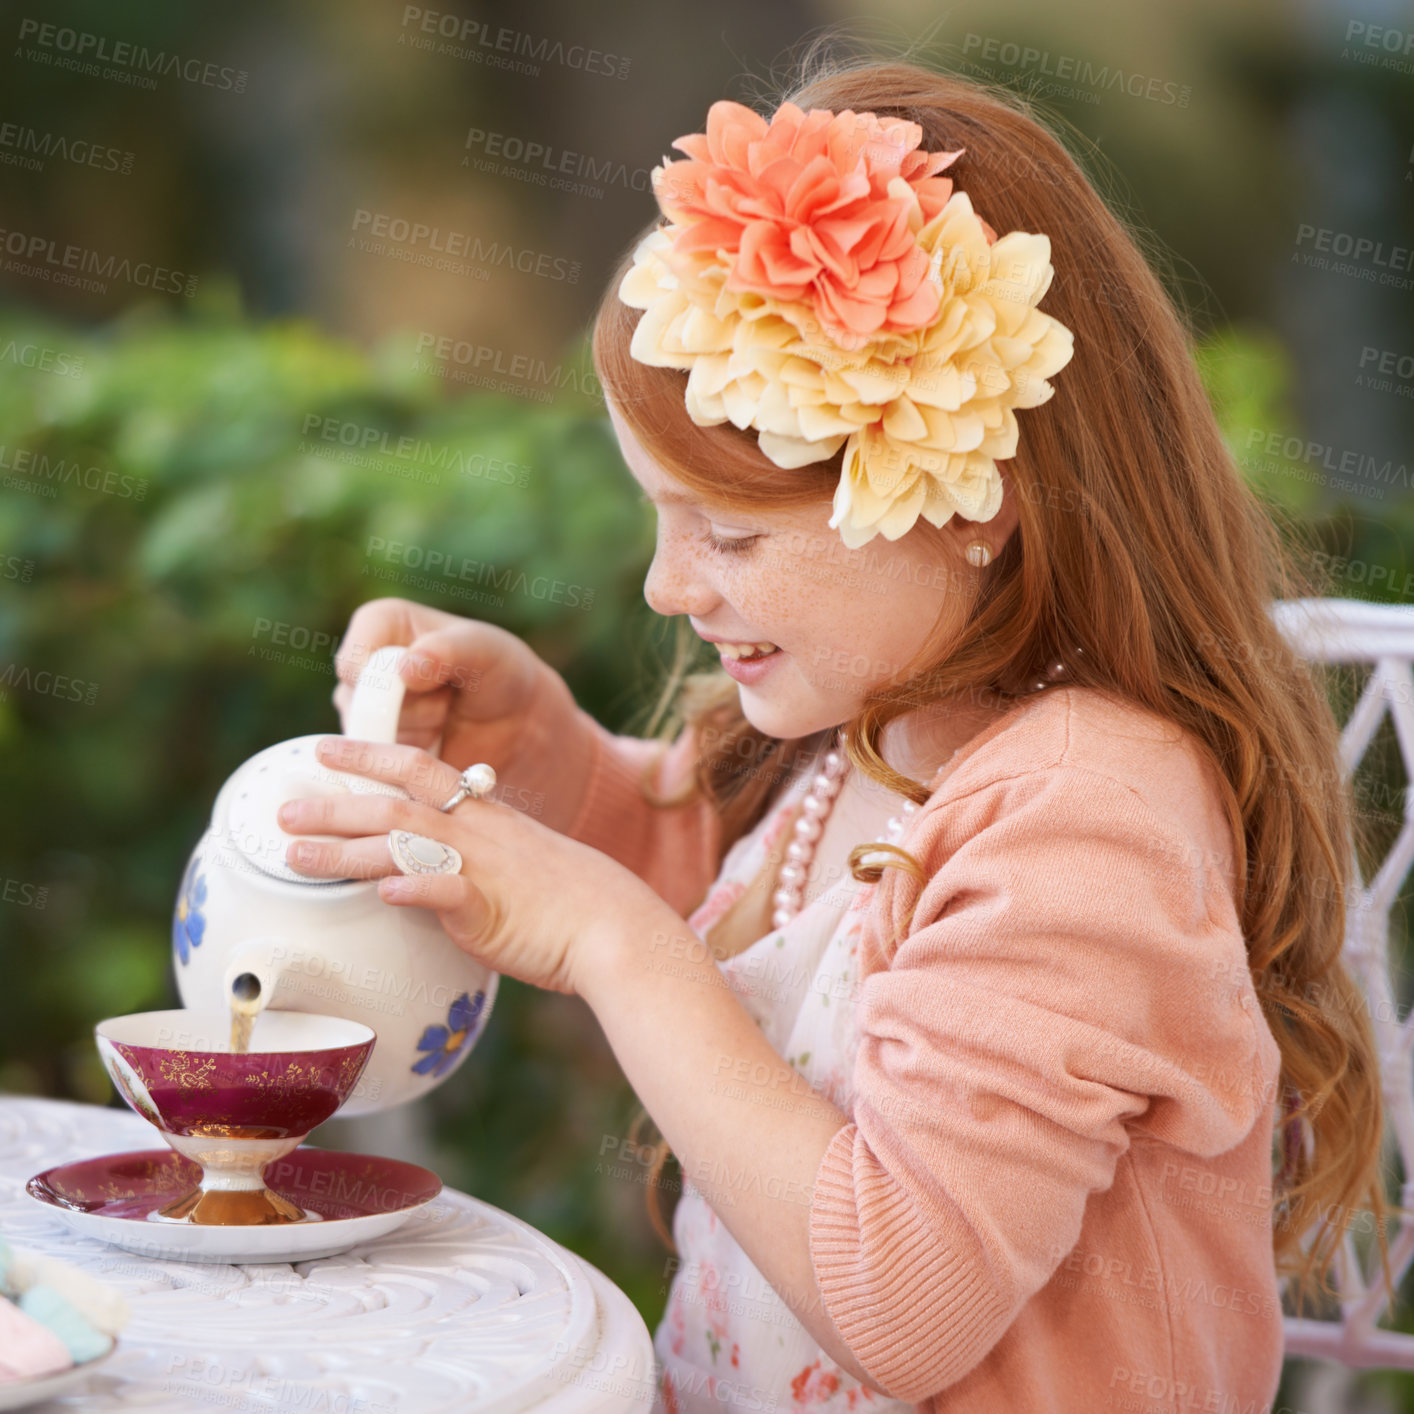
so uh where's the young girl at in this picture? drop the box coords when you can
[283,51,1392,1414]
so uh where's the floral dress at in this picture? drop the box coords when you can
[650,759,914,1414]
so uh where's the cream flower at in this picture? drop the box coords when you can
[619,184,1074,550]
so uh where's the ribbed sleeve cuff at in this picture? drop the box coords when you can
[564,714,661,847]
[808,1121,1007,1400]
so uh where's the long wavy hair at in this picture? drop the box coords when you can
[591,40,1395,1320]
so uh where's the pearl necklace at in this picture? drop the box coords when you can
[769,732,957,929]
[771,659,1072,928]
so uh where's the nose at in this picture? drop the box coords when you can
[643,523,719,620]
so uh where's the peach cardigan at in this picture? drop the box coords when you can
[567,686,1285,1412]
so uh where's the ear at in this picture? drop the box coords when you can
[940,465,1021,561]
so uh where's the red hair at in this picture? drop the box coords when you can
[594,45,1393,1319]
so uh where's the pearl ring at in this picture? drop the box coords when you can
[387,829,464,877]
[439,763,497,812]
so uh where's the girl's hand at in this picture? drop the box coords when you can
[276,735,664,997]
[331,597,597,836]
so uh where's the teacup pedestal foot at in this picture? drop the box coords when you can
[153,1131,319,1226]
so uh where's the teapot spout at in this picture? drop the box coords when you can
[219,938,292,1024]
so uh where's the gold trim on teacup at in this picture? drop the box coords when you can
[157,1052,219,1091]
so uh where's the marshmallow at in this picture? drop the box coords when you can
[18,1285,112,1364]
[0,1296,73,1383]
[5,1252,129,1337]
[0,1226,126,1383]
[0,1226,129,1338]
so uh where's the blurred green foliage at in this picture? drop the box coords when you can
[0,290,680,1312]
[1,298,1412,1332]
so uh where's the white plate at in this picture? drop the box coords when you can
[25,1147,442,1264]
[29,1198,429,1264]
[0,1343,116,1411]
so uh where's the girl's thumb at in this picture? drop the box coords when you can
[401,650,442,690]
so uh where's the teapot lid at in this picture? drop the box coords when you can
[215,736,406,886]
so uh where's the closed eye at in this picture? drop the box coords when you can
[637,494,761,554]
[699,528,759,556]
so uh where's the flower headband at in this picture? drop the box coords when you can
[617,99,1076,549]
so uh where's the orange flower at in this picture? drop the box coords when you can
[620,187,1073,549]
[651,99,965,344]
[620,99,1074,549]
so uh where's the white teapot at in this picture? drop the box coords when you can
[172,646,498,1115]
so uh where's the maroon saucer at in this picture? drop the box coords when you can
[28,1147,440,1221]
[25,1147,444,1263]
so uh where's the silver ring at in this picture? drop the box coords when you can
[387,830,464,876]
[439,763,497,812]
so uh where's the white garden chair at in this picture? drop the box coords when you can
[1269,596,1414,1373]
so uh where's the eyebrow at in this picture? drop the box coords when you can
[639,490,702,507]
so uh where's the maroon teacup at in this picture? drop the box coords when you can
[95,1008,375,1226]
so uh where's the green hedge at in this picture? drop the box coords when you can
[1,297,1408,1327]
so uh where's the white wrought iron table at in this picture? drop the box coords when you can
[0,1095,656,1413]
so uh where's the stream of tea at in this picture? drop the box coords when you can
[229,983,261,1054]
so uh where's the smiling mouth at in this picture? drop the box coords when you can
[715,643,781,661]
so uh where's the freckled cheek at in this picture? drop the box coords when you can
[736,582,832,660]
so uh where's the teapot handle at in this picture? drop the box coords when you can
[344,645,411,747]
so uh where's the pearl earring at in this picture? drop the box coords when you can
[964,540,993,568]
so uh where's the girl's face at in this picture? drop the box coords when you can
[607,397,1020,756]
